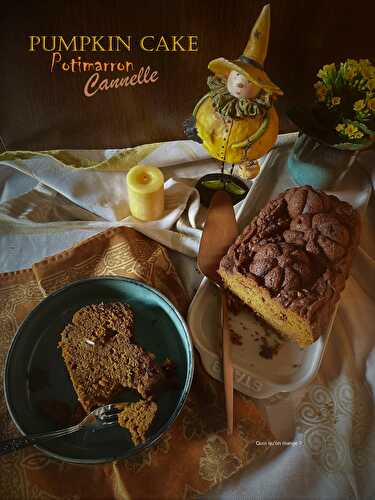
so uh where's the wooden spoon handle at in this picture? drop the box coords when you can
[220,287,234,435]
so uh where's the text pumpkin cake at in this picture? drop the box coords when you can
[219,186,360,347]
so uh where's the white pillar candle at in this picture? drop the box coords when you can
[126,165,165,221]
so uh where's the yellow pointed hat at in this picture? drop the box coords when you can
[209,4,283,96]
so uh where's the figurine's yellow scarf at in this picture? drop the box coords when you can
[208,75,272,120]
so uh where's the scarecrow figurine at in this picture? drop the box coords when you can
[185,4,283,204]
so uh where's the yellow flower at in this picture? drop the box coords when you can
[354,99,365,111]
[314,81,327,102]
[344,67,356,81]
[353,59,374,82]
[354,130,364,139]
[317,63,336,80]
[360,64,375,80]
[367,97,375,112]
[336,123,346,133]
[368,79,375,91]
[341,59,360,81]
[345,123,359,138]
[331,96,341,106]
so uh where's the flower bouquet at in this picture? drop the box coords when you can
[287,59,374,189]
[289,59,375,150]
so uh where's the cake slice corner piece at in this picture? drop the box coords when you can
[117,400,158,445]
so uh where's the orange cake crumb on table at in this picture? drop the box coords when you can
[219,186,360,347]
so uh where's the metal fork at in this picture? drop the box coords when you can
[0,402,127,456]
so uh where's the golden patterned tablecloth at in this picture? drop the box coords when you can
[0,226,273,500]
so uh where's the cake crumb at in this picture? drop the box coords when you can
[226,292,244,315]
[161,358,176,376]
[230,329,243,346]
[117,400,158,445]
[259,336,281,359]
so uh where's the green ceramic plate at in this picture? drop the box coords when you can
[4,277,193,464]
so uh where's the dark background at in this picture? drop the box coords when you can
[1,0,374,150]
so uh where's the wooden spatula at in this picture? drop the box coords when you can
[197,190,239,434]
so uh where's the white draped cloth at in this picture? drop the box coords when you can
[1,134,375,500]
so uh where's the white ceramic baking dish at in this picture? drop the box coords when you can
[188,133,368,398]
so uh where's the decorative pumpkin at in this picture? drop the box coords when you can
[186,4,283,180]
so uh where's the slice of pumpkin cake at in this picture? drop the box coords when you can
[219,186,360,347]
[59,302,161,413]
[117,399,158,445]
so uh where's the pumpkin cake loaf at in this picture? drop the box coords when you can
[117,400,158,445]
[59,302,161,413]
[219,186,360,347]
